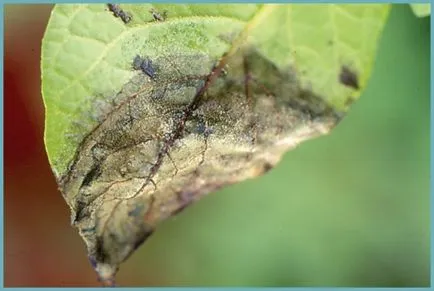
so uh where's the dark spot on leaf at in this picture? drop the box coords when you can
[107,4,132,24]
[132,227,154,251]
[73,200,89,223]
[328,40,333,46]
[88,256,98,270]
[196,121,213,137]
[285,99,317,119]
[92,242,118,287]
[149,8,167,21]
[81,163,102,188]
[132,55,156,79]
[339,66,359,89]
[95,236,109,263]
[196,123,206,134]
[132,55,142,70]
[262,162,273,174]
[128,204,144,217]
[82,226,97,233]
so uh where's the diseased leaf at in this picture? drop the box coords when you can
[41,4,391,285]
[410,4,431,18]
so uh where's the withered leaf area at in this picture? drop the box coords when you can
[59,47,342,285]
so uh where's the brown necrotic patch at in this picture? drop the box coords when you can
[59,49,342,285]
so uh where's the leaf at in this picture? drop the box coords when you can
[41,4,391,285]
[410,4,431,18]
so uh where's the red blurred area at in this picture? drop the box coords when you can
[4,5,100,286]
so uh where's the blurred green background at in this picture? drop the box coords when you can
[4,4,430,287]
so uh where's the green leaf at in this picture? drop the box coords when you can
[41,4,390,285]
[410,4,431,18]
